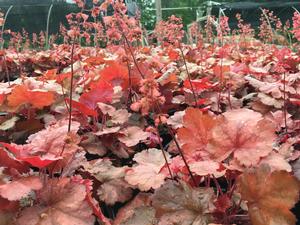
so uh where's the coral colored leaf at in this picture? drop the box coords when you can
[0,176,43,201]
[15,178,95,225]
[213,65,230,78]
[208,109,276,166]
[7,85,54,109]
[237,165,300,225]
[56,72,72,83]
[152,180,215,225]
[65,98,98,117]
[177,107,216,159]
[42,69,57,80]
[79,81,114,109]
[99,61,129,89]
[125,148,170,191]
[84,56,105,66]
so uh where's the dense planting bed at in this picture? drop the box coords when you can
[0,1,300,225]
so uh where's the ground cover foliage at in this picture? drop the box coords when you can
[0,1,300,225]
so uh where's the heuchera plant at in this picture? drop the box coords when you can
[0,1,300,225]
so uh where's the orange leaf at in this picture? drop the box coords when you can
[7,85,54,109]
[56,72,72,84]
[237,165,300,225]
[42,69,57,80]
[177,107,217,159]
[84,56,105,66]
[99,61,129,89]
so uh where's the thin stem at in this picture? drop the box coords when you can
[168,127,197,186]
[227,86,232,110]
[283,72,288,133]
[123,41,133,108]
[121,30,145,79]
[3,53,10,85]
[68,40,75,132]
[212,174,223,196]
[158,138,174,180]
[156,121,173,180]
[260,7,275,44]
[154,103,196,186]
[179,45,198,107]
[217,52,224,113]
[114,14,144,79]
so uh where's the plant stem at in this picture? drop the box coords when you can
[154,103,196,186]
[283,72,288,133]
[68,40,75,133]
[156,120,173,180]
[121,29,145,79]
[179,45,198,107]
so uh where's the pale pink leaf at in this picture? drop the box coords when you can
[82,159,127,182]
[125,148,170,191]
[190,161,226,178]
[118,126,150,147]
[0,176,43,201]
[97,179,133,205]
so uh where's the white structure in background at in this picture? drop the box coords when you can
[146,1,225,45]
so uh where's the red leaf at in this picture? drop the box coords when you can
[0,142,58,168]
[80,81,114,109]
[183,78,214,93]
[290,98,300,106]
[0,94,5,105]
[65,98,98,117]
[214,194,232,213]
[0,146,29,174]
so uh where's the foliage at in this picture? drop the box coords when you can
[0,1,300,225]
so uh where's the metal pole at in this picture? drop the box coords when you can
[46,4,53,50]
[1,5,13,49]
[155,0,162,23]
